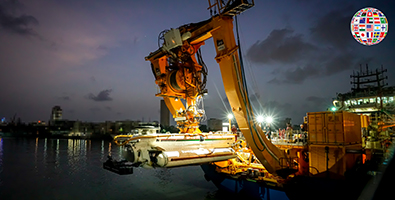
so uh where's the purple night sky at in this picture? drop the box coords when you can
[0,0,394,125]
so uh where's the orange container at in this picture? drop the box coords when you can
[360,114,369,129]
[308,111,362,145]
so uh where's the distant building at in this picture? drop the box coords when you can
[51,106,62,121]
[45,105,162,137]
[207,118,222,131]
[160,100,170,127]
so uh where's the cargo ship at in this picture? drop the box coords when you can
[107,110,383,200]
[201,111,373,200]
[103,1,394,199]
[333,65,395,151]
[199,66,395,200]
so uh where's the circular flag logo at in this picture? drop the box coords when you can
[351,7,388,46]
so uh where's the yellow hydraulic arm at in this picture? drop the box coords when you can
[145,0,286,174]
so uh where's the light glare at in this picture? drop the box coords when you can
[257,115,264,123]
[265,116,273,123]
[227,114,233,119]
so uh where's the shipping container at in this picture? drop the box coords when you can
[360,114,369,129]
[309,144,362,177]
[308,111,362,145]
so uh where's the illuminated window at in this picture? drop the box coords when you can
[383,97,388,104]
[389,97,394,103]
[377,97,381,103]
[351,100,357,105]
[363,99,369,103]
[358,99,363,105]
[370,98,375,103]
[347,100,351,105]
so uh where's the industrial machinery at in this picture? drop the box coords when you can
[143,0,289,174]
[108,0,292,176]
[104,1,377,199]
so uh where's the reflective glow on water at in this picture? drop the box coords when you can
[55,139,59,168]
[0,138,218,200]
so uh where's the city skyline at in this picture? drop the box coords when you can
[0,0,394,125]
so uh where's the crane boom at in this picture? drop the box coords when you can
[145,0,287,174]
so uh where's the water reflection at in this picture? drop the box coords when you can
[33,138,116,171]
[0,138,217,200]
[43,138,47,163]
[154,168,173,187]
[34,137,38,170]
[55,139,59,168]
[101,140,104,160]
[67,139,88,169]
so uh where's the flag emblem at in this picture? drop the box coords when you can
[353,17,360,24]
[374,25,381,31]
[366,24,373,31]
[360,32,367,39]
[359,24,366,31]
[381,24,387,31]
[351,7,388,46]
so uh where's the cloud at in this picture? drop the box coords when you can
[89,107,101,113]
[247,28,317,64]
[97,45,107,51]
[248,92,261,103]
[247,6,368,85]
[90,76,96,83]
[0,0,39,36]
[58,96,70,101]
[87,89,113,101]
[310,6,354,49]
[306,96,326,105]
[275,64,321,84]
[262,100,292,111]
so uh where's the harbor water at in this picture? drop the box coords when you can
[0,137,231,200]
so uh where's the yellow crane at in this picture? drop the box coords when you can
[144,0,287,174]
[106,2,369,199]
